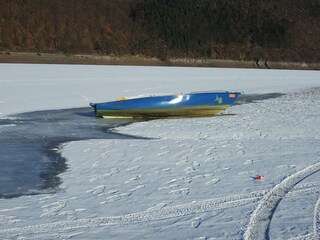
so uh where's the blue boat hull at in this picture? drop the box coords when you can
[90,91,240,118]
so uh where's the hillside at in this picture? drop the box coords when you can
[0,0,320,64]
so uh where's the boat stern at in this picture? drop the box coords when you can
[228,92,241,104]
[89,102,97,116]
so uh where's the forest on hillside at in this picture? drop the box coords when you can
[0,0,320,62]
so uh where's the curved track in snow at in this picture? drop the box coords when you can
[244,162,320,240]
[313,197,320,240]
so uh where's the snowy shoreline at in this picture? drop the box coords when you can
[0,64,319,239]
[2,52,320,70]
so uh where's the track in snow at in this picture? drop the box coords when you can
[313,197,320,240]
[0,180,319,237]
[244,162,320,240]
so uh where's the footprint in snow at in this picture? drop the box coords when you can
[169,188,190,195]
[100,192,132,204]
[182,176,192,184]
[157,151,170,157]
[185,167,196,174]
[124,175,141,184]
[205,178,220,185]
[244,159,254,165]
[92,161,101,167]
[204,157,215,163]
[83,148,92,153]
[161,168,171,172]
[237,150,246,155]
[126,165,141,172]
[204,147,216,156]
[191,217,202,228]
[147,203,167,212]
[133,156,144,162]
[166,179,177,184]
[89,168,119,183]
[176,160,189,166]
[158,184,179,191]
[86,185,106,195]
[193,161,200,167]
[107,189,119,195]
[59,210,74,216]
[160,145,169,150]
[129,185,145,192]
[215,167,231,173]
[277,165,296,169]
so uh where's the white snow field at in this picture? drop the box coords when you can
[0,64,320,239]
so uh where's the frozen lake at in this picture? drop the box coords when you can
[0,64,319,239]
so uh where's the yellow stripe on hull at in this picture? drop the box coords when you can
[97,105,230,119]
[102,115,135,119]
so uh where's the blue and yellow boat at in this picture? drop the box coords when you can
[90,91,240,118]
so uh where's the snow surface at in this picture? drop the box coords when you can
[0,64,320,239]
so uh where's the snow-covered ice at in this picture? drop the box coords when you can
[0,64,319,239]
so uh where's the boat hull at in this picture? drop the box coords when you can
[90,92,240,118]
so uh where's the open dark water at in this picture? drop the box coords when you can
[0,108,139,198]
[0,93,284,199]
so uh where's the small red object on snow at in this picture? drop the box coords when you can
[254,175,265,180]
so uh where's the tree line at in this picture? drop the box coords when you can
[0,0,319,62]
